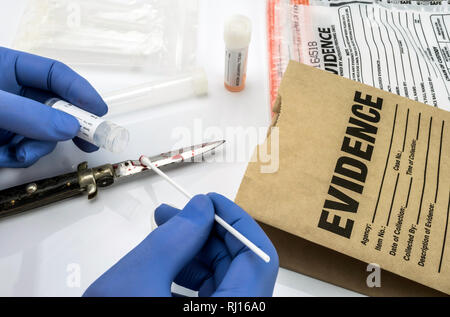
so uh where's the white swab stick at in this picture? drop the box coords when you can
[213,214,270,263]
[140,155,270,263]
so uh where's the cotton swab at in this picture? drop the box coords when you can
[140,155,271,263]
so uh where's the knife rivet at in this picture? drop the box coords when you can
[26,183,37,194]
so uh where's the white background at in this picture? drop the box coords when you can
[0,0,361,296]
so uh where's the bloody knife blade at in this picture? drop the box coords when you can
[0,140,225,219]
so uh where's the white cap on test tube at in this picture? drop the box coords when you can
[191,67,208,96]
[94,121,129,153]
[224,14,252,50]
[46,98,129,153]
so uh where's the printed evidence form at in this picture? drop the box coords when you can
[268,1,450,112]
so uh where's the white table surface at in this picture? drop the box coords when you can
[0,0,361,297]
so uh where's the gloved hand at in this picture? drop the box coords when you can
[0,47,107,168]
[83,193,279,297]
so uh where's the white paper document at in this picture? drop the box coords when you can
[268,0,450,111]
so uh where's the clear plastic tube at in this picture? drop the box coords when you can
[46,98,129,153]
[103,68,208,116]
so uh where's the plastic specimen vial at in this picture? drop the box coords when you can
[103,68,208,116]
[224,14,252,92]
[46,98,129,153]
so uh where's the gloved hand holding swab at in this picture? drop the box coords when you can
[139,155,271,263]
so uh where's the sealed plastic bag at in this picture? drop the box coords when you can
[267,0,450,110]
[13,0,199,73]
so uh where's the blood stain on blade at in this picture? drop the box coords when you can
[172,154,184,161]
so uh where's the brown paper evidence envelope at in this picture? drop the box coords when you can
[235,61,450,296]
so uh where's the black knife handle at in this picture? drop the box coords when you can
[0,172,83,218]
[0,162,115,219]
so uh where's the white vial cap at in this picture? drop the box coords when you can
[191,67,208,96]
[101,121,130,153]
[224,14,252,50]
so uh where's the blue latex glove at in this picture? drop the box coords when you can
[83,193,279,297]
[0,47,108,168]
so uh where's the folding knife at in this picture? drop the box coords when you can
[0,140,225,219]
